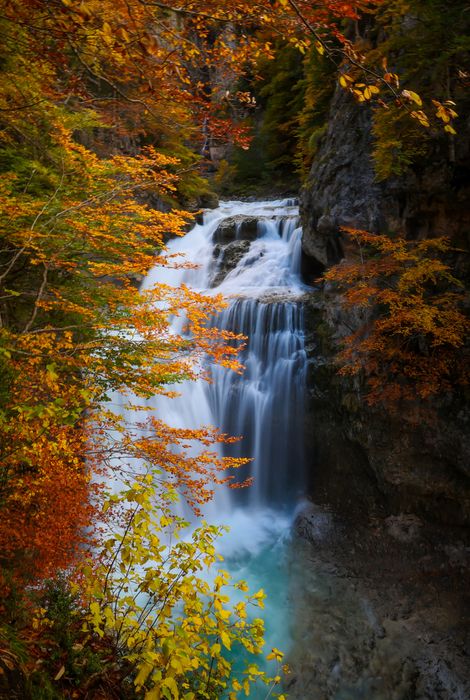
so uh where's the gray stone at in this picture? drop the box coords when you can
[288,503,470,700]
[212,216,260,243]
[210,240,251,287]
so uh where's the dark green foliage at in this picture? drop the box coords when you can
[257,45,306,179]
[224,43,335,192]
[371,0,470,179]
[225,44,306,193]
[294,50,336,177]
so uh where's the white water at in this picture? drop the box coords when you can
[142,199,307,505]
[126,200,308,694]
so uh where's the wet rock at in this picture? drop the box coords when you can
[288,503,470,700]
[294,501,334,543]
[210,240,251,287]
[385,514,423,543]
[212,215,260,243]
[256,290,308,305]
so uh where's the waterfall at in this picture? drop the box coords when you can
[135,200,308,695]
[142,198,307,512]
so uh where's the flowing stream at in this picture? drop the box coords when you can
[140,199,308,694]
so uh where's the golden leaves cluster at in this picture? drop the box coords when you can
[323,229,469,411]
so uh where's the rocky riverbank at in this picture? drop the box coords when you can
[286,502,469,700]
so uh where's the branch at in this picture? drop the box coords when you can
[0,99,47,112]
[286,0,401,101]
[22,263,49,334]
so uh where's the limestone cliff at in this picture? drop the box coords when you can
[300,86,470,526]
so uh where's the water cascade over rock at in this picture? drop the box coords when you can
[139,200,308,693]
[141,199,308,512]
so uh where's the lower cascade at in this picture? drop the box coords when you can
[140,199,309,691]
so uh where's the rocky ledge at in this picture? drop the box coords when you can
[210,240,251,287]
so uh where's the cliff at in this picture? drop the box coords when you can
[300,85,470,526]
[291,76,470,699]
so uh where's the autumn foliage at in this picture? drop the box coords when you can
[0,0,460,696]
[323,229,470,411]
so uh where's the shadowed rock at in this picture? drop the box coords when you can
[213,216,260,243]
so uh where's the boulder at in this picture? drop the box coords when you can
[213,216,259,244]
[211,240,251,287]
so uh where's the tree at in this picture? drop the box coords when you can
[1,0,455,696]
[322,229,469,413]
[22,482,285,700]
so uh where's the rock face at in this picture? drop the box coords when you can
[300,87,470,527]
[300,89,383,269]
[289,25,470,697]
[303,291,470,527]
[301,88,470,268]
[296,81,470,699]
[287,502,470,700]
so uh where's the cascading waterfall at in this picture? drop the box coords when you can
[209,296,306,508]
[142,198,307,509]
[139,199,308,694]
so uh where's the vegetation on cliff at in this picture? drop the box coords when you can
[323,229,469,414]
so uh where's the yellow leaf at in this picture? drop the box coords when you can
[410,110,430,127]
[54,666,65,681]
[220,631,231,650]
[444,124,456,135]
[89,601,100,617]
[402,90,422,106]
[135,663,153,688]
[162,677,179,699]
[102,21,113,45]
[266,647,284,662]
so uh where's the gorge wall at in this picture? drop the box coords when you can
[299,86,470,527]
